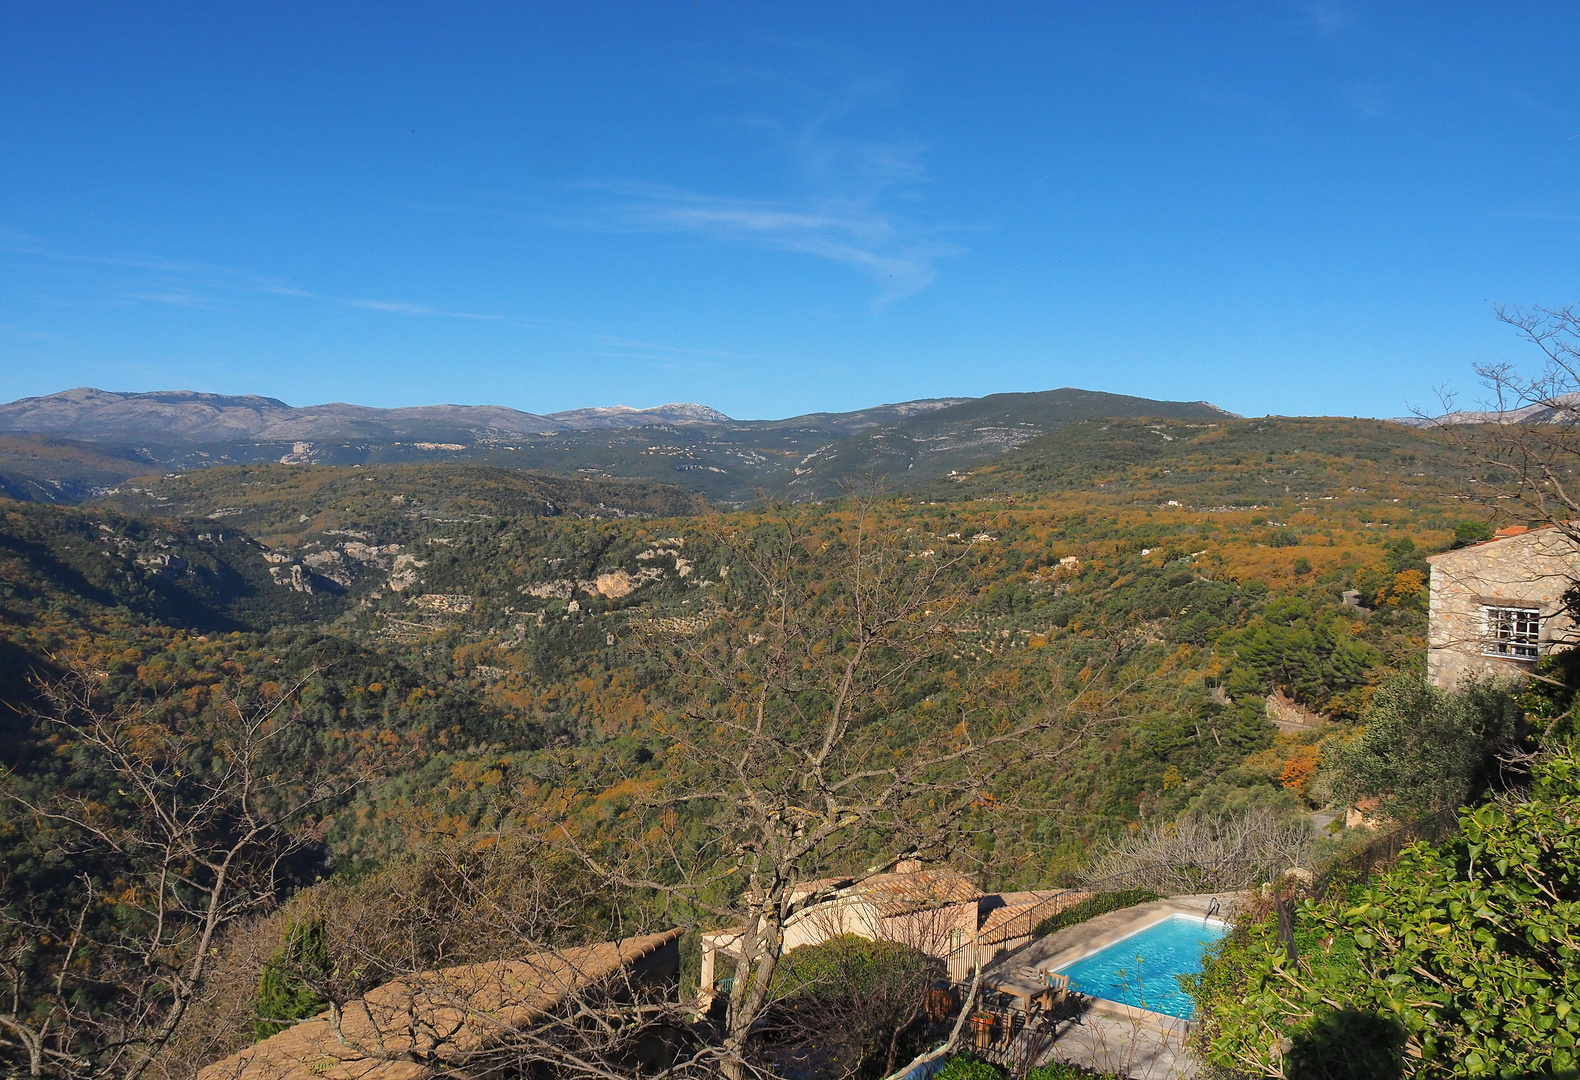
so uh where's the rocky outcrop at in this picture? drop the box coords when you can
[389,553,426,592]
[522,565,665,602]
[268,564,314,593]
[1264,688,1329,732]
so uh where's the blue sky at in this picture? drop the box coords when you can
[2,3,1578,420]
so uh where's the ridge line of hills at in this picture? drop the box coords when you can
[0,386,1239,441]
[0,386,1242,505]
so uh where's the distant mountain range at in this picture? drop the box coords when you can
[0,386,1238,505]
[0,388,738,442]
[1389,392,1580,427]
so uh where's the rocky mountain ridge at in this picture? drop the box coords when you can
[0,387,1240,505]
[1389,391,1580,426]
[0,388,736,443]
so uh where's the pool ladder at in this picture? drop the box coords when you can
[1206,897,1223,920]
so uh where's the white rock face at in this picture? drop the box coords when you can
[268,564,314,593]
[135,552,185,574]
[342,542,401,567]
[388,553,427,592]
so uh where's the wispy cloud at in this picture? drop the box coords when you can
[126,291,230,310]
[0,321,52,341]
[0,229,500,322]
[575,42,961,305]
[346,299,499,320]
[593,184,958,303]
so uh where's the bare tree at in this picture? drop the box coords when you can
[555,492,1127,1080]
[0,660,357,1079]
[1437,304,1580,530]
[245,832,691,1076]
[1083,807,1315,894]
[176,828,700,1080]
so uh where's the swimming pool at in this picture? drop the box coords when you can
[1052,913,1228,1019]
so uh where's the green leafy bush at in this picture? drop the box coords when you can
[765,934,942,1077]
[772,933,936,1000]
[933,1054,1120,1079]
[1325,673,1530,820]
[936,1056,1003,1080]
[253,919,330,1038]
[1031,889,1163,940]
[1025,1061,1123,1078]
[1199,747,1580,1079]
[1451,521,1494,548]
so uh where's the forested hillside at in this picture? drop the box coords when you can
[3,416,1469,858]
[0,412,1521,1078]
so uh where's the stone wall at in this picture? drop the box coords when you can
[1425,527,1580,688]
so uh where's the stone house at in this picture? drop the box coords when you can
[697,862,1084,1003]
[1426,525,1580,689]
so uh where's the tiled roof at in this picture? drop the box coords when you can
[977,891,1089,944]
[853,869,981,916]
[196,929,682,1080]
[783,867,981,915]
[1428,522,1564,561]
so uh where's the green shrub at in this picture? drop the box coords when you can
[1451,521,1493,547]
[936,1056,1003,1080]
[1025,1061,1122,1079]
[772,932,935,1000]
[764,934,942,1077]
[1199,747,1580,1079]
[1324,673,1530,820]
[933,1056,1119,1080]
[252,919,330,1039]
[1031,889,1162,940]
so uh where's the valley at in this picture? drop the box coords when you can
[0,387,1567,1080]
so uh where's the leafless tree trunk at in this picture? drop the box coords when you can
[1435,304,1580,534]
[0,659,358,1079]
[878,964,983,1080]
[553,491,1128,1080]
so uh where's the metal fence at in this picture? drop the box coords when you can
[1077,856,1274,898]
[1310,805,1462,901]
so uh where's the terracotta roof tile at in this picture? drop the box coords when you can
[196,930,682,1080]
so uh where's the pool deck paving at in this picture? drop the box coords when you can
[978,893,1233,1078]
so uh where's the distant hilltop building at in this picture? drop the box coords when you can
[1426,525,1580,688]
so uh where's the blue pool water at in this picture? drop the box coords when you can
[1053,913,1228,1019]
